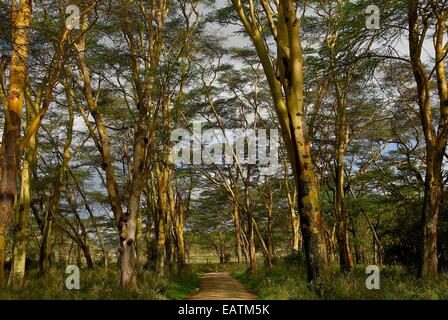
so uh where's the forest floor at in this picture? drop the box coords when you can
[232,260,448,299]
[185,272,256,300]
[2,260,448,299]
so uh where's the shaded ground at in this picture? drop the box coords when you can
[186,272,257,300]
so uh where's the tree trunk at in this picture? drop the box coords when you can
[39,82,74,275]
[171,188,186,274]
[326,3,354,274]
[175,211,186,273]
[291,210,301,254]
[75,14,126,281]
[280,2,330,282]
[408,0,448,279]
[120,103,151,288]
[325,224,336,263]
[69,168,109,269]
[82,245,94,269]
[285,171,302,254]
[265,190,274,267]
[232,0,330,282]
[232,204,243,264]
[155,160,169,277]
[419,160,442,277]
[9,98,37,287]
[155,210,166,276]
[334,119,353,273]
[135,208,145,280]
[247,213,256,270]
[165,208,175,270]
[0,0,32,288]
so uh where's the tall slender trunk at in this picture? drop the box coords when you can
[0,0,32,288]
[171,186,186,274]
[326,225,336,263]
[247,205,256,270]
[165,215,175,269]
[39,81,74,275]
[81,244,94,269]
[135,208,145,279]
[265,190,274,267]
[333,84,353,273]
[419,158,443,277]
[285,170,302,254]
[335,163,353,273]
[350,216,362,265]
[120,111,148,289]
[408,0,448,278]
[9,97,37,287]
[242,176,256,270]
[72,173,109,269]
[232,203,242,264]
[279,2,329,281]
[155,158,170,276]
[325,3,355,274]
[75,14,126,284]
[65,189,94,270]
[175,204,186,273]
[156,207,167,276]
[291,208,301,254]
[232,0,330,281]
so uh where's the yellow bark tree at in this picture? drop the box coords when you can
[231,0,329,282]
[0,0,32,288]
[408,0,448,278]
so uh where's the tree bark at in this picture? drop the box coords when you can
[285,169,302,254]
[155,158,170,277]
[39,81,74,275]
[171,185,187,274]
[408,0,448,279]
[9,93,37,287]
[232,203,243,264]
[232,0,329,282]
[279,1,330,282]
[264,188,274,267]
[334,110,353,273]
[0,0,32,288]
[71,170,109,269]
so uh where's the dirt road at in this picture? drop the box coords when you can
[186,272,257,300]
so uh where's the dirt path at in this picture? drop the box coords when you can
[186,272,257,300]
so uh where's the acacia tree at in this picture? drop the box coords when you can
[70,0,203,288]
[230,0,329,281]
[408,0,448,278]
[187,41,286,269]
[38,80,75,275]
[1,0,98,287]
[0,0,33,288]
[8,84,37,286]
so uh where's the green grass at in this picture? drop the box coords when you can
[3,261,448,300]
[1,267,199,300]
[165,270,200,300]
[233,260,448,300]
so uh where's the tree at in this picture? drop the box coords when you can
[408,0,448,278]
[230,0,329,282]
[0,0,32,288]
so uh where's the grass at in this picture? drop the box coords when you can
[232,259,448,300]
[2,261,448,300]
[1,266,199,300]
[165,270,200,300]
